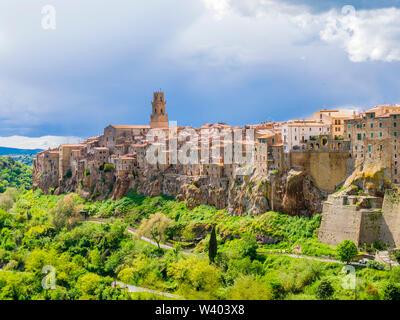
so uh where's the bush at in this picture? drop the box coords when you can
[366,260,385,270]
[269,279,285,300]
[84,169,91,176]
[103,164,114,173]
[316,279,334,300]
[383,282,400,300]
[228,275,272,300]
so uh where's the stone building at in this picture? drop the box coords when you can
[282,120,330,152]
[310,109,355,139]
[104,125,150,152]
[344,105,400,183]
[255,129,282,175]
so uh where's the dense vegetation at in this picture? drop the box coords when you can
[0,157,32,192]
[8,155,35,167]
[0,158,399,300]
[0,187,398,300]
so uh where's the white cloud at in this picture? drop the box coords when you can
[193,1,400,65]
[202,0,231,20]
[320,7,400,62]
[0,135,82,150]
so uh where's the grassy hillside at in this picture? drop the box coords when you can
[0,156,32,192]
[0,189,398,300]
[0,157,396,300]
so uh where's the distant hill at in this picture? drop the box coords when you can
[0,146,43,156]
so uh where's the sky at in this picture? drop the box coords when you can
[1,0,400,148]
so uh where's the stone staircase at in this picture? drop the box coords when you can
[375,251,399,267]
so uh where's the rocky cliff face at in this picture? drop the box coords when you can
[36,163,327,216]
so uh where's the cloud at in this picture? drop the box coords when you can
[198,0,400,64]
[0,0,399,137]
[320,7,400,62]
[0,135,82,150]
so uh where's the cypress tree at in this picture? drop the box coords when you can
[209,224,217,263]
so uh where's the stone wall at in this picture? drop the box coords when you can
[318,195,362,245]
[319,189,400,248]
[380,190,400,247]
[308,152,350,192]
[290,150,351,193]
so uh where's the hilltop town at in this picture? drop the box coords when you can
[33,92,400,249]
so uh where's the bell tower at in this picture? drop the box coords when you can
[150,91,168,128]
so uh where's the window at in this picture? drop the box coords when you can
[380,132,382,137]
[371,124,373,128]
[371,133,373,138]
[379,123,382,128]
[355,145,358,151]
[348,124,351,129]
[395,122,397,127]
[368,145,371,152]
[348,134,351,138]
[357,133,361,140]
[395,132,398,137]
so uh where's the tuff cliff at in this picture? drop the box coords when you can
[35,159,327,216]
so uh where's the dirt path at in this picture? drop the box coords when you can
[86,218,175,250]
[112,281,182,299]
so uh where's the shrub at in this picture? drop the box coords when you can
[269,279,285,300]
[103,163,114,173]
[366,260,385,270]
[383,282,400,300]
[84,169,91,176]
[228,275,272,300]
[316,279,334,300]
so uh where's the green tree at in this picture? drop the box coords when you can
[168,257,221,299]
[138,212,173,249]
[208,225,217,263]
[316,279,334,300]
[337,240,358,264]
